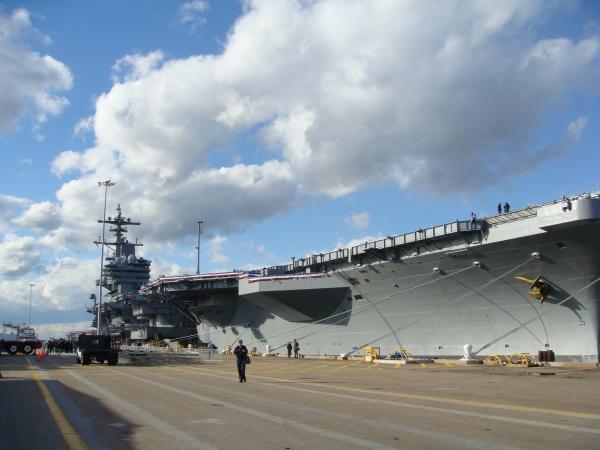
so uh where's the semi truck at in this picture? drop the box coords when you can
[0,322,43,355]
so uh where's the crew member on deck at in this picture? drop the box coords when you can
[287,341,293,358]
[233,339,248,383]
[293,339,300,358]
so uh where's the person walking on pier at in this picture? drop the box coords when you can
[497,203,502,214]
[287,341,293,358]
[207,341,216,359]
[233,339,249,383]
[293,339,300,358]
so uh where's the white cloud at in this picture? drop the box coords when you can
[0,194,31,228]
[74,115,93,137]
[20,158,32,166]
[207,234,229,265]
[0,234,42,278]
[39,0,598,268]
[111,50,165,83]
[335,234,386,251]
[38,257,98,310]
[33,321,91,340]
[179,0,209,31]
[13,201,62,232]
[0,8,72,132]
[149,256,187,278]
[346,212,370,231]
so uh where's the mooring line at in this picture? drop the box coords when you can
[344,257,534,355]
[250,264,477,350]
[475,273,600,354]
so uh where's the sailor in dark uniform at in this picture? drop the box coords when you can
[233,339,248,383]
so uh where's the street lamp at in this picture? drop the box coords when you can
[97,179,115,335]
[196,220,204,275]
[28,284,35,326]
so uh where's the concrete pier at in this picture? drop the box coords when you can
[1,354,599,449]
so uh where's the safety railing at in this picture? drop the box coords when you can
[285,220,479,271]
[120,345,223,361]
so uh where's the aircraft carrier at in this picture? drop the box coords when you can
[140,193,600,363]
[89,205,196,343]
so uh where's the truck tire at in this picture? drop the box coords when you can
[76,357,81,364]
[22,344,33,355]
[8,344,18,355]
[107,354,118,366]
[82,353,92,365]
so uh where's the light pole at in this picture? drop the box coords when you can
[28,284,34,326]
[97,179,115,335]
[196,220,204,275]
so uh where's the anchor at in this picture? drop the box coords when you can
[515,275,550,303]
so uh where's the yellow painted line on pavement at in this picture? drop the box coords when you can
[332,362,360,371]
[183,364,600,420]
[26,358,90,450]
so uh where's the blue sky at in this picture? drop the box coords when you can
[0,0,599,338]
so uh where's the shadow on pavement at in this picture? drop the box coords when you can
[0,356,137,450]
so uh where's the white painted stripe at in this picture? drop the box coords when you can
[185,366,600,435]
[63,369,218,450]
[147,369,523,450]
[262,380,600,435]
[104,368,398,450]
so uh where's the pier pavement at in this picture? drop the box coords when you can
[1,354,599,450]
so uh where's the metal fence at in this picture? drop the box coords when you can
[120,345,223,361]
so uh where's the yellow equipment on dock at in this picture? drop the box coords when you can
[363,346,380,361]
[483,352,541,367]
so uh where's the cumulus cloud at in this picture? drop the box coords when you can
[44,0,598,256]
[74,115,93,137]
[111,50,165,83]
[34,321,91,340]
[149,256,187,279]
[335,234,386,252]
[179,0,209,31]
[0,234,42,278]
[346,212,370,231]
[0,8,72,132]
[13,201,62,232]
[0,194,31,227]
[207,234,229,264]
[37,257,97,310]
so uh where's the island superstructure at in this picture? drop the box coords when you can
[139,193,599,363]
[89,205,196,342]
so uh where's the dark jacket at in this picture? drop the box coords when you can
[233,344,248,360]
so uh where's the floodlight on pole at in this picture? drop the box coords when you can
[97,179,115,335]
[28,284,35,326]
[196,220,204,275]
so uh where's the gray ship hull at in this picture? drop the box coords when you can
[196,197,600,362]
